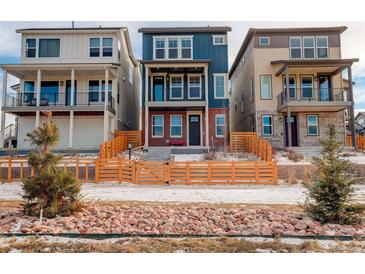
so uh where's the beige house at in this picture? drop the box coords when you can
[229,26,358,149]
[1,27,141,150]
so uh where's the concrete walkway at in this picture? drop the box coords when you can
[1,182,365,204]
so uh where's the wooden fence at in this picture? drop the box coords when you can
[0,157,95,183]
[95,158,278,185]
[346,134,365,150]
[114,130,143,148]
[230,132,272,161]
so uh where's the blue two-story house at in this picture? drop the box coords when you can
[139,26,231,148]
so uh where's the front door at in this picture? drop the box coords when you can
[188,115,201,146]
[318,75,331,101]
[285,114,298,147]
[153,77,164,101]
[65,80,77,106]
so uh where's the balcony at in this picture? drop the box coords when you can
[3,91,116,114]
[277,88,351,112]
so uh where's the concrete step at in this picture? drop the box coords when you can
[146,148,171,161]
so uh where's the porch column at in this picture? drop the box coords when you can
[103,67,109,142]
[35,69,41,129]
[347,66,356,148]
[204,65,209,148]
[144,66,149,147]
[285,66,292,147]
[69,69,75,148]
[285,66,290,101]
[0,70,7,148]
[287,107,292,147]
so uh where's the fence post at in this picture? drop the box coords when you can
[165,161,170,184]
[273,161,278,185]
[255,162,259,184]
[94,159,99,183]
[118,158,123,183]
[7,159,12,182]
[75,157,79,180]
[231,161,235,184]
[207,162,211,184]
[186,162,190,185]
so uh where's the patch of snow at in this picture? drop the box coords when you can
[172,154,204,162]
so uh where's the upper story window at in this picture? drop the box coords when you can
[214,74,227,99]
[25,38,36,58]
[303,36,315,59]
[188,75,201,99]
[90,38,100,57]
[316,36,328,59]
[38,38,60,58]
[170,75,184,99]
[289,37,302,59]
[90,37,113,57]
[260,75,272,100]
[213,35,227,45]
[259,37,270,46]
[102,38,113,57]
[154,36,193,60]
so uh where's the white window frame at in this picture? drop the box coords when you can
[169,74,184,99]
[259,36,270,46]
[38,37,61,58]
[213,73,228,99]
[153,36,193,60]
[152,115,164,138]
[25,38,37,58]
[102,37,113,57]
[303,36,315,59]
[262,115,273,136]
[316,36,329,59]
[170,115,183,138]
[187,74,202,99]
[301,75,314,99]
[289,36,302,59]
[180,36,193,59]
[215,114,225,138]
[260,75,272,100]
[89,37,101,57]
[167,37,179,59]
[307,114,319,136]
[153,36,166,60]
[212,35,227,45]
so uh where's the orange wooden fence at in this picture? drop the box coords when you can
[230,132,273,161]
[346,134,365,150]
[0,157,95,183]
[99,135,128,159]
[94,158,278,185]
[114,130,142,148]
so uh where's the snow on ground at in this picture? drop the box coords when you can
[172,154,204,161]
[1,182,364,204]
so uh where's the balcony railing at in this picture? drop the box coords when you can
[4,91,116,112]
[277,88,349,107]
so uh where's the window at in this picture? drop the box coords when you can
[25,38,36,58]
[259,37,270,46]
[307,115,319,135]
[170,115,182,138]
[303,36,315,59]
[154,38,165,59]
[102,38,113,57]
[289,37,302,59]
[38,39,60,57]
[188,75,201,99]
[260,75,272,99]
[23,81,35,103]
[181,37,192,59]
[215,114,225,138]
[152,115,164,137]
[101,80,112,102]
[170,75,183,99]
[262,115,273,136]
[282,75,296,99]
[213,35,226,45]
[316,36,328,59]
[301,75,314,98]
[214,74,226,99]
[249,79,254,102]
[168,38,178,59]
[40,81,59,103]
[90,38,100,57]
[88,80,100,102]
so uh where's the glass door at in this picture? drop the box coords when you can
[318,76,331,101]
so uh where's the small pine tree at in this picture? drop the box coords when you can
[303,123,362,225]
[22,112,81,219]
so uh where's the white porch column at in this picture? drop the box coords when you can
[285,66,292,148]
[347,66,356,148]
[68,69,75,148]
[70,69,75,106]
[0,70,7,148]
[144,66,149,147]
[103,67,109,142]
[35,69,41,129]
[204,65,209,148]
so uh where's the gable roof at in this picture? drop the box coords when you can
[138,26,231,34]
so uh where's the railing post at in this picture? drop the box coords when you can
[7,158,12,182]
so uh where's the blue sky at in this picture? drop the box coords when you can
[1,21,364,112]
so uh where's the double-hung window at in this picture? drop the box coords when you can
[90,38,100,57]
[102,38,113,57]
[88,80,100,102]
[168,38,178,59]
[260,75,272,99]
[181,37,192,59]
[38,38,60,58]
[289,37,302,59]
[25,38,36,58]
[154,38,165,59]
[316,36,328,58]
[215,114,225,138]
[213,35,226,45]
[170,115,182,138]
[188,76,201,99]
[170,75,183,99]
[262,115,273,136]
[283,75,296,99]
[214,74,227,99]
[152,115,164,138]
[307,115,319,135]
[301,75,314,99]
[303,36,315,59]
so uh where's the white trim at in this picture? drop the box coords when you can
[169,74,184,100]
[153,36,193,61]
[170,115,183,138]
[187,74,202,99]
[303,36,315,59]
[316,36,329,59]
[89,36,114,58]
[215,114,225,138]
[262,115,273,136]
[152,114,164,138]
[289,36,302,59]
[153,36,166,60]
[24,37,37,58]
[212,35,227,45]
[186,111,203,146]
[213,73,228,99]
[259,36,270,46]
